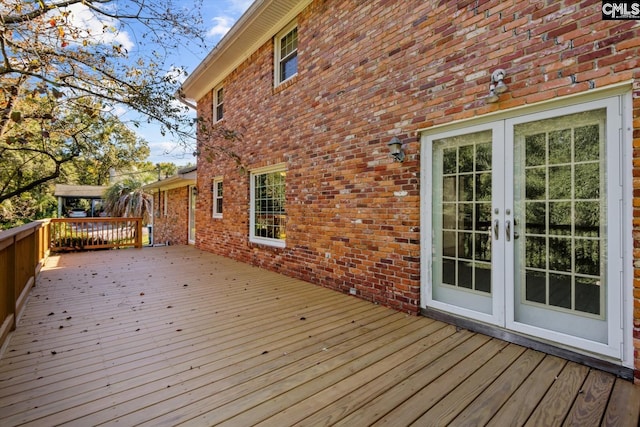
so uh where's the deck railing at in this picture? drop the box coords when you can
[0,220,50,348]
[50,217,143,252]
[0,217,143,349]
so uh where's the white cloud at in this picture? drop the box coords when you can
[61,4,134,51]
[207,16,234,38]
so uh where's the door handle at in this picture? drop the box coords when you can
[494,219,499,240]
[506,220,511,242]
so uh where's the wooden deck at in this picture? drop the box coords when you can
[0,246,638,426]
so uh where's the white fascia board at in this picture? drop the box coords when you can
[180,0,312,102]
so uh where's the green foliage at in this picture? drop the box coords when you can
[103,178,152,223]
[0,0,208,210]
[0,187,57,229]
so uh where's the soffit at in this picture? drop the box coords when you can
[143,172,196,192]
[54,184,107,198]
[180,0,312,102]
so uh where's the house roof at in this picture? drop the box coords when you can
[54,184,107,199]
[180,0,312,102]
[142,167,197,192]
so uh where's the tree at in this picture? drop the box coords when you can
[0,0,207,199]
[0,90,150,227]
[102,177,151,223]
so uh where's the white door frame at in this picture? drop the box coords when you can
[188,185,196,245]
[420,88,633,365]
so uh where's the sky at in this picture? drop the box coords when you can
[137,0,253,166]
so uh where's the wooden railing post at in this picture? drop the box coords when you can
[136,218,143,248]
[0,221,51,349]
[0,236,16,341]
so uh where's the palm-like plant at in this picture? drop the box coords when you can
[103,179,152,223]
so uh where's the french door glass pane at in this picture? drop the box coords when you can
[514,109,605,319]
[434,131,492,295]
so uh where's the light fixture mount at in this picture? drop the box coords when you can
[491,69,507,94]
[486,69,507,103]
[387,137,405,162]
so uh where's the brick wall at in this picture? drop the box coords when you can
[152,187,190,245]
[193,0,640,376]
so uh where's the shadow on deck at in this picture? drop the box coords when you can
[0,246,638,426]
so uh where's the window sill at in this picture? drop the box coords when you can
[249,236,286,248]
[273,74,299,95]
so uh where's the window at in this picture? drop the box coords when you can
[212,177,223,218]
[250,164,286,247]
[275,23,298,86]
[214,87,224,122]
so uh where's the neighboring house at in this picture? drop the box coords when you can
[54,184,106,217]
[180,1,640,380]
[143,166,197,245]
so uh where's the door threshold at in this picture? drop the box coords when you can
[421,307,634,381]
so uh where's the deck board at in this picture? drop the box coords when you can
[0,246,638,426]
[485,354,568,426]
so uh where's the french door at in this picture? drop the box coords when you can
[423,97,625,358]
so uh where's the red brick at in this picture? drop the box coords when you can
[190,0,640,377]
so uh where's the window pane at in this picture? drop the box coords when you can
[549,201,571,236]
[215,88,224,121]
[459,145,473,172]
[526,168,546,200]
[575,124,599,162]
[525,270,546,304]
[575,238,599,276]
[548,165,571,199]
[549,273,571,309]
[442,204,456,229]
[526,236,546,269]
[548,129,571,164]
[475,142,491,171]
[443,147,457,174]
[279,27,298,82]
[433,130,492,297]
[213,180,223,215]
[548,237,570,272]
[281,54,298,81]
[575,201,599,237]
[280,27,297,58]
[575,163,599,199]
[575,278,600,315]
[458,175,473,201]
[252,170,286,241]
[442,231,456,257]
[525,133,546,166]
[525,202,546,234]
[515,108,606,322]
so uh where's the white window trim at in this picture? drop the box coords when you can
[212,176,223,219]
[162,190,168,217]
[274,21,298,87]
[214,86,224,122]
[250,163,286,248]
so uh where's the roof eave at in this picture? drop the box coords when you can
[180,0,312,102]
[143,171,196,192]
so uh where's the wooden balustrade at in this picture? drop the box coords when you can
[50,217,143,252]
[0,217,142,350]
[0,220,50,349]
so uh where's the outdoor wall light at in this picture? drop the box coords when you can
[388,136,405,162]
[486,68,507,103]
